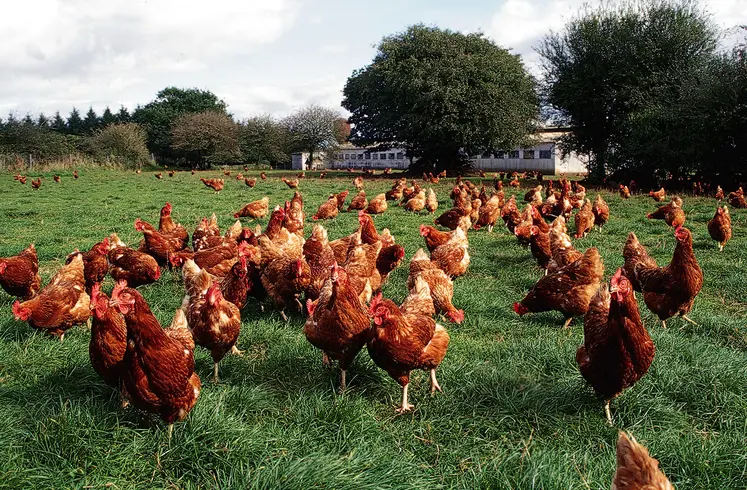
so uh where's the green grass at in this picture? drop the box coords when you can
[0,169,746,489]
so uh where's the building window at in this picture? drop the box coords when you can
[365,153,371,160]
[509,150,520,159]
[497,151,505,159]
[380,153,387,160]
[357,154,363,160]
[344,154,350,160]
[396,152,404,160]
[523,150,535,159]
[373,153,378,160]
[539,150,552,159]
[389,153,395,160]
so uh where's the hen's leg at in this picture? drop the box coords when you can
[681,315,698,326]
[231,345,244,356]
[280,310,288,322]
[562,317,573,329]
[322,352,331,367]
[59,333,65,343]
[604,400,613,425]
[340,369,347,392]
[661,320,667,329]
[396,383,415,413]
[719,244,724,252]
[295,296,304,311]
[167,424,174,441]
[430,369,443,394]
[213,362,220,383]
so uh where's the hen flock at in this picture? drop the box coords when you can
[4,169,743,486]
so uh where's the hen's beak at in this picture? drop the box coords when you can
[609,286,619,293]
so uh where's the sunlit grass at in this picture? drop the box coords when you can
[0,168,745,489]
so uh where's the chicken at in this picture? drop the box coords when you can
[192,214,221,251]
[348,190,368,211]
[509,178,520,188]
[31,178,42,189]
[245,177,257,188]
[547,219,583,274]
[313,196,339,220]
[473,193,502,232]
[425,188,438,213]
[501,195,523,234]
[365,193,388,215]
[611,432,673,490]
[646,199,685,228]
[89,282,127,390]
[304,263,371,390]
[574,199,595,238]
[344,240,383,302]
[282,177,299,189]
[376,243,405,285]
[108,240,161,288]
[707,206,732,251]
[223,170,231,176]
[407,249,464,324]
[235,173,243,180]
[303,225,338,301]
[619,185,631,199]
[514,247,604,328]
[109,284,201,438]
[430,227,470,278]
[200,178,224,192]
[65,239,110,294]
[260,172,267,180]
[419,225,454,254]
[469,198,482,225]
[0,243,41,300]
[524,185,543,205]
[12,254,91,341]
[727,187,747,208]
[259,236,311,320]
[135,218,188,265]
[234,197,270,219]
[283,193,305,236]
[353,176,364,190]
[529,226,552,271]
[623,227,703,328]
[649,188,666,202]
[404,190,427,212]
[158,203,189,247]
[155,172,163,180]
[53,175,61,183]
[434,207,471,231]
[187,282,241,383]
[714,185,724,201]
[367,293,450,412]
[577,269,655,424]
[401,275,436,318]
[170,241,240,277]
[332,190,349,210]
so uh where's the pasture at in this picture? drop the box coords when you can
[0,169,746,489]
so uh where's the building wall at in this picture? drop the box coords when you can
[328,148,410,169]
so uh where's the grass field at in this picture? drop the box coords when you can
[0,169,746,489]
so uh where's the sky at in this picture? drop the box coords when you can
[1,0,745,120]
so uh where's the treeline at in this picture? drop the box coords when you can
[0,87,347,169]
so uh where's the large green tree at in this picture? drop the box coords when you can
[170,111,240,168]
[538,0,718,181]
[342,24,538,173]
[238,115,292,167]
[282,105,343,163]
[133,87,228,161]
[66,108,84,135]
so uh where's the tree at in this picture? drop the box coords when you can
[66,107,84,135]
[115,106,131,124]
[538,0,718,181]
[282,105,342,164]
[238,115,292,167]
[342,24,538,173]
[86,123,151,167]
[51,111,66,132]
[170,111,240,168]
[83,107,100,134]
[101,107,116,127]
[21,114,35,127]
[37,113,49,129]
[134,87,228,161]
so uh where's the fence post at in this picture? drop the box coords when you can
[28,154,33,169]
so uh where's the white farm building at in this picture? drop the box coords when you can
[291,129,588,175]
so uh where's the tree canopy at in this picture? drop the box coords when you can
[282,104,343,162]
[538,0,720,181]
[133,87,228,161]
[170,111,240,167]
[342,24,538,173]
[238,115,291,167]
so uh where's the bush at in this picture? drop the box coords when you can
[86,123,151,167]
[0,124,73,159]
[171,111,240,167]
